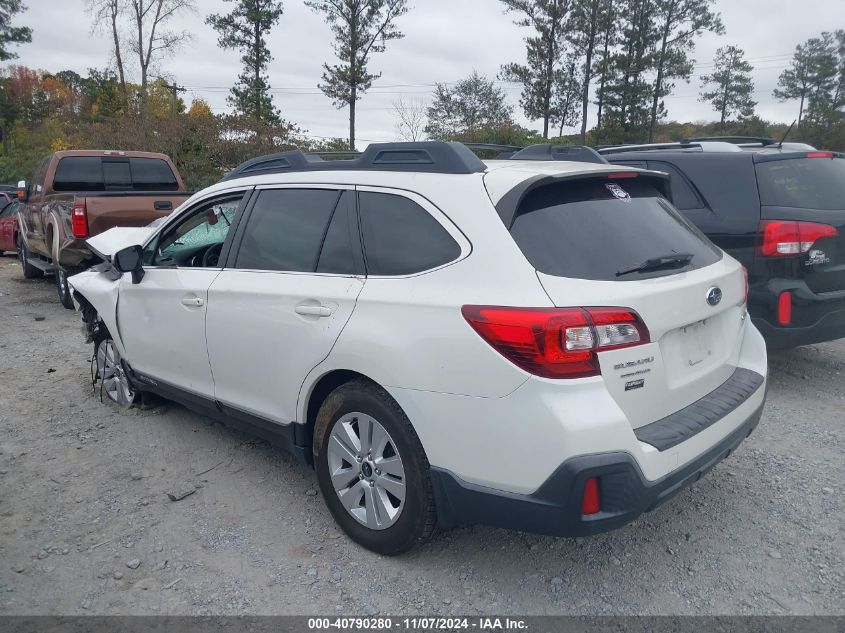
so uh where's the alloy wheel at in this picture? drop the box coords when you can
[327,412,406,530]
[96,338,135,406]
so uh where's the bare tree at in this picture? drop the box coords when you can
[87,0,128,107]
[127,0,195,109]
[392,96,425,141]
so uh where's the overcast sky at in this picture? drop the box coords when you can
[12,0,841,147]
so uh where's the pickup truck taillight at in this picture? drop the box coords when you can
[71,201,88,238]
[759,220,837,257]
[461,306,650,379]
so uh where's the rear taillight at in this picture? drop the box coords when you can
[758,220,837,257]
[461,305,650,379]
[71,201,88,238]
[806,151,834,159]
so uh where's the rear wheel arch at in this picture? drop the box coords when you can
[304,370,387,458]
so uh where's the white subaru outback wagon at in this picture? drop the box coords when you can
[69,142,768,555]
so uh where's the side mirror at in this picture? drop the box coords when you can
[113,244,145,284]
[17,180,27,202]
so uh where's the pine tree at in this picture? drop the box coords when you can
[499,0,572,139]
[0,0,32,61]
[305,0,408,149]
[207,0,284,124]
[648,0,723,141]
[700,45,756,125]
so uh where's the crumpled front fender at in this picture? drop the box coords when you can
[68,269,126,358]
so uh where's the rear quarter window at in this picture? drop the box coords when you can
[358,192,461,276]
[756,157,845,210]
[509,177,721,281]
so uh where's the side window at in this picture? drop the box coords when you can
[648,161,704,210]
[146,194,242,267]
[317,193,357,274]
[358,192,461,276]
[236,189,340,272]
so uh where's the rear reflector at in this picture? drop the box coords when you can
[778,292,792,326]
[582,478,601,515]
[759,220,837,257]
[71,201,88,238]
[461,305,649,379]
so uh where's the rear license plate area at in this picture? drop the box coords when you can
[680,320,712,368]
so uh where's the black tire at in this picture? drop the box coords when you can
[17,235,43,279]
[55,266,76,309]
[314,379,437,555]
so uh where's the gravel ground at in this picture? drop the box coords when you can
[0,254,843,616]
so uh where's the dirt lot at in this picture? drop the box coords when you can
[0,254,843,616]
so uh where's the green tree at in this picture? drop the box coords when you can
[0,0,32,61]
[592,0,618,130]
[207,0,284,124]
[425,71,514,139]
[305,0,409,150]
[775,34,837,127]
[700,45,756,125]
[601,0,660,141]
[647,0,723,141]
[568,0,614,142]
[499,0,572,139]
[553,55,582,136]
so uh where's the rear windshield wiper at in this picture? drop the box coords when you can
[616,253,694,277]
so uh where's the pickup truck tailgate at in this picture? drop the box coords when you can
[85,194,187,236]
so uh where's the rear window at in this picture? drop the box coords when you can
[53,157,179,192]
[509,178,721,281]
[756,157,845,210]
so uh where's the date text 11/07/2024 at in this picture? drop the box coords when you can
[307,617,529,631]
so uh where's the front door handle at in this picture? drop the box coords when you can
[181,295,204,307]
[295,304,333,317]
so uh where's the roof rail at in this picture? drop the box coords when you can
[221,141,487,180]
[595,142,697,155]
[682,136,777,146]
[508,144,608,164]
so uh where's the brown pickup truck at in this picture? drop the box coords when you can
[15,150,191,308]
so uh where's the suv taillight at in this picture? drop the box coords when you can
[71,201,88,238]
[758,220,837,257]
[461,306,650,379]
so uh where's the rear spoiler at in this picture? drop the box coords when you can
[494,169,672,229]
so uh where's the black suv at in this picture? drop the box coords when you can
[597,139,845,349]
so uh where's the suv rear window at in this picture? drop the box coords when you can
[53,157,179,192]
[509,177,722,281]
[756,157,845,210]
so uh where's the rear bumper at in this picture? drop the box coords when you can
[431,399,764,537]
[750,282,845,349]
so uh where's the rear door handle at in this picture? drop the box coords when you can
[181,295,204,307]
[295,304,333,317]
